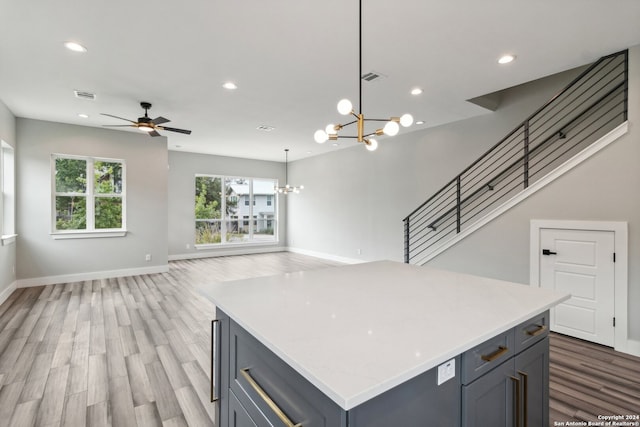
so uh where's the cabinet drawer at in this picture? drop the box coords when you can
[229,320,345,427]
[462,329,514,385]
[514,310,549,354]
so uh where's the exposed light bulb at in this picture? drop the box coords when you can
[383,121,399,136]
[314,129,328,143]
[300,185,305,190]
[337,99,353,115]
[138,126,153,132]
[325,124,336,134]
[400,114,414,127]
[366,138,378,151]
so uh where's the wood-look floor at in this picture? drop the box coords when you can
[549,332,640,424]
[0,253,342,427]
[0,252,638,426]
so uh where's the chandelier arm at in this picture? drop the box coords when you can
[364,118,394,122]
[340,119,359,128]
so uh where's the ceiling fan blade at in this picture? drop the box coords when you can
[152,116,170,125]
[100,113,137,123]
[157,126,192,135]
[149,130,161,137]
[103,124,136,128]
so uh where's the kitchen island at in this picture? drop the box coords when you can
[200,260,569,427]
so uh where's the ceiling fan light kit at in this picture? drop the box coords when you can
[101,102,192,137]
[313,0,413,151]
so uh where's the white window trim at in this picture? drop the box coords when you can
[1,141,16,244]
[51,154,127,238]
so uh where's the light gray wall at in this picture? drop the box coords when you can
[287,48,640,343]
[167,150,285,258]
[16,119,168,282]
[0,99,16,294]
[287,66,585,261]
[427,45,640,340]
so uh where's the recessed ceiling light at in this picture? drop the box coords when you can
[64,41,87,53]
[78,113,89,118]
[498,54,516,64]
[411,88,423,96]
[332,142,339,147]
[416,120,425,125]
[222,82,238,90]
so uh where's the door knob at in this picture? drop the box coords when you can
[542,249,557,255]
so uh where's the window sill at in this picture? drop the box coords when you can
[195,240,278,250]
[51,230,127,240]
[1,234,17,246]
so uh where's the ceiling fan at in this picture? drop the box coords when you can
[101,102,192,137]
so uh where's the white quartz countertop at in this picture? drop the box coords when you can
[199,261,569,410]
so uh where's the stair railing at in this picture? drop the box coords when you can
[403,50,628,264]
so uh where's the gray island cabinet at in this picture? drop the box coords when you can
[200,261,568,427]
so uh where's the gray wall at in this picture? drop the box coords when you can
[428,45,640,340]
[0,99,16,295]
[167,151,286,258]
[16,119,168,282]
[287,48,640,342]
[287,65,585,261]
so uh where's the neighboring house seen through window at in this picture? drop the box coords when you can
[195,175,277,245]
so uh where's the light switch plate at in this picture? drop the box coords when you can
[437,358,455,385]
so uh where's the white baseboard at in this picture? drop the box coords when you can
[286,247,363,265]
[0,281,17,305]
[169,245,285,261]
[16,265,169,288]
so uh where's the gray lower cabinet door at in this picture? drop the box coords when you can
[515,338,549,427]
[229,390,263,427]
[462,359,516,427]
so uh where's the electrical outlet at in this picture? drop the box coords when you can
[437,358,455,385]
[357,248,362,255]
[145,254,151,261]
[186,243,190,249]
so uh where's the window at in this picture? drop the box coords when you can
[52,155,125,237]
[195,175,277,245]
[267,195,272,206]
[1,141,15,245]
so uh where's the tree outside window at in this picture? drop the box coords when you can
[53,155,125,232]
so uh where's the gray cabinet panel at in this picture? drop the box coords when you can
[462,358,516,427]
[515,339,549,427]
[229,390,261,427]
[349,357,460,427]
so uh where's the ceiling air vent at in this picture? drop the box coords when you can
[361,71,386,82]
[256,125,275,132]
[74,90,96,100]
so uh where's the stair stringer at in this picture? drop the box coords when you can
[412,121,629,266]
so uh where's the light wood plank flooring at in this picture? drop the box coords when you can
[0,252,342,427]
[0,252,638,426]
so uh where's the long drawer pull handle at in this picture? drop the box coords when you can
[526,325,546,336]
[240,368,303,427]
[480,345,508,362]
[211,319,220,402]
[511,376,521,427]
[518,371,528,427]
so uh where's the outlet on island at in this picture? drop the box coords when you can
[145,254,151,261]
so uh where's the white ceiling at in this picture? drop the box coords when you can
[1,0,640,162]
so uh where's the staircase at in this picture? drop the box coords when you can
[403,50,629,265]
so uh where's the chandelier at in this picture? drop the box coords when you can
[313,0,413,151]
[275,149,304,194]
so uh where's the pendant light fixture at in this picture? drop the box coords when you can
[275,149,304,194]
[313,0,413,151]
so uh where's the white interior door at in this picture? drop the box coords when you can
[539,228,615,346]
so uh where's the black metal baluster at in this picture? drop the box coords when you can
[524,121,530,189]
[456,176,461,233]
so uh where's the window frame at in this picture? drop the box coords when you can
[51,154,127,239]
[195,174,278,248]
[1,141,16,246]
